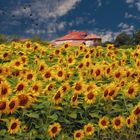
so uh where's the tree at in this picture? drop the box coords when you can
[0,34,8,44]
[114,32,131,47]
[133,29,140,45]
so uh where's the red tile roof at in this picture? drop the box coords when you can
[56,31,88,41]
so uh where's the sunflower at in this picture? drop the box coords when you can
[113,68,125,80]
[53,91,63,105]
[15,80,27,93]
[93,66,103,79]
[132,103,140,118]
[63,43,70,49]
[67,55,75,66]
[77,62,84,70]
[126,115,137,128]
[48,122,61,138]
[108,83,119,100]
[98,116,109,129]
[31,81,42,96]
[12,59,24,70]
[83,123,95,136]
[103,88,110,101]
[104,65,112,77]
[3,65,12,76]
[43,69,53,81]
[71,93,78,106]
[1,51,11,61]
[73,81,84,94]
[25,70,36,81]
[0,81,11,98]
[17,93,32,108]
[45,82,56,93]
[38,60,48,73]
[84,91,96,104]
[55,68,65,81]
[0,99,8,113]
[59,82,70,93]
[74,129,85,140]
[125,83,138,99]
[8,118,21,134]
[20,55,28,65]
[112,116,124,131]
[54,48,61,55]
[8,97,18,114]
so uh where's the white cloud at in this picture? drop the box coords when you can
[125,0,140,11]
[99,31,119,42]
[12,0,81,21]
[47,21,66,33]
[25,29,46,35]
[136,1,140,11]
[118,22,134,34]
[126,0,135,3]
[125,12,140,20]
[12,6,31,17]
[97,0,102,7]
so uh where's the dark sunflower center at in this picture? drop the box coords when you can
[0,102,6,110]
[33,85,39,91]
[72,95,77,102]
[1,87,8,95]
[62,86,67,92]
[45,72,51,78]
[48,84,53,91]
[3,53,8,58]
[109,89,115,96]
[18,95,28,106]
[68,58,72,63]
[127,119,131,124]
[58,71,63,77]
[27,74,33,80]
[9,101,15,109]
[39,65,44,71]
[55,92,61,100]
[96,69,100,76]
[115,72,120,78]
[76,132,81,138]
[17,84,24,91]
[75,84,82,91]
[101,120,107,126]
[11,122,17,130]
[128,87,134,95]
[15,61,20,66]
[87,92,94,100]
[52,126,57,133]
[78,63,83,69]
[115,119,121,126]
[134,107,140,115]
[87,127,92,132]
[107,68,110,74]
[104,89,108,97]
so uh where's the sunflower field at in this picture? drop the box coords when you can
[0,41,140,140]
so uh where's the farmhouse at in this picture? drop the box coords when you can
[52,31,102,46]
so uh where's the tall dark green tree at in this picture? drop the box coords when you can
[0,34,8,44]
[133,29,140,45]
[114,32,131,47]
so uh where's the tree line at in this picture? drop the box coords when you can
[0,28,140,48]
[103,28,140,48]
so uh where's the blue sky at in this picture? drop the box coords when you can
[0,0,140,42]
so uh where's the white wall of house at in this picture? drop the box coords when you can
[55,40,84,45]
[85,40,94,47]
